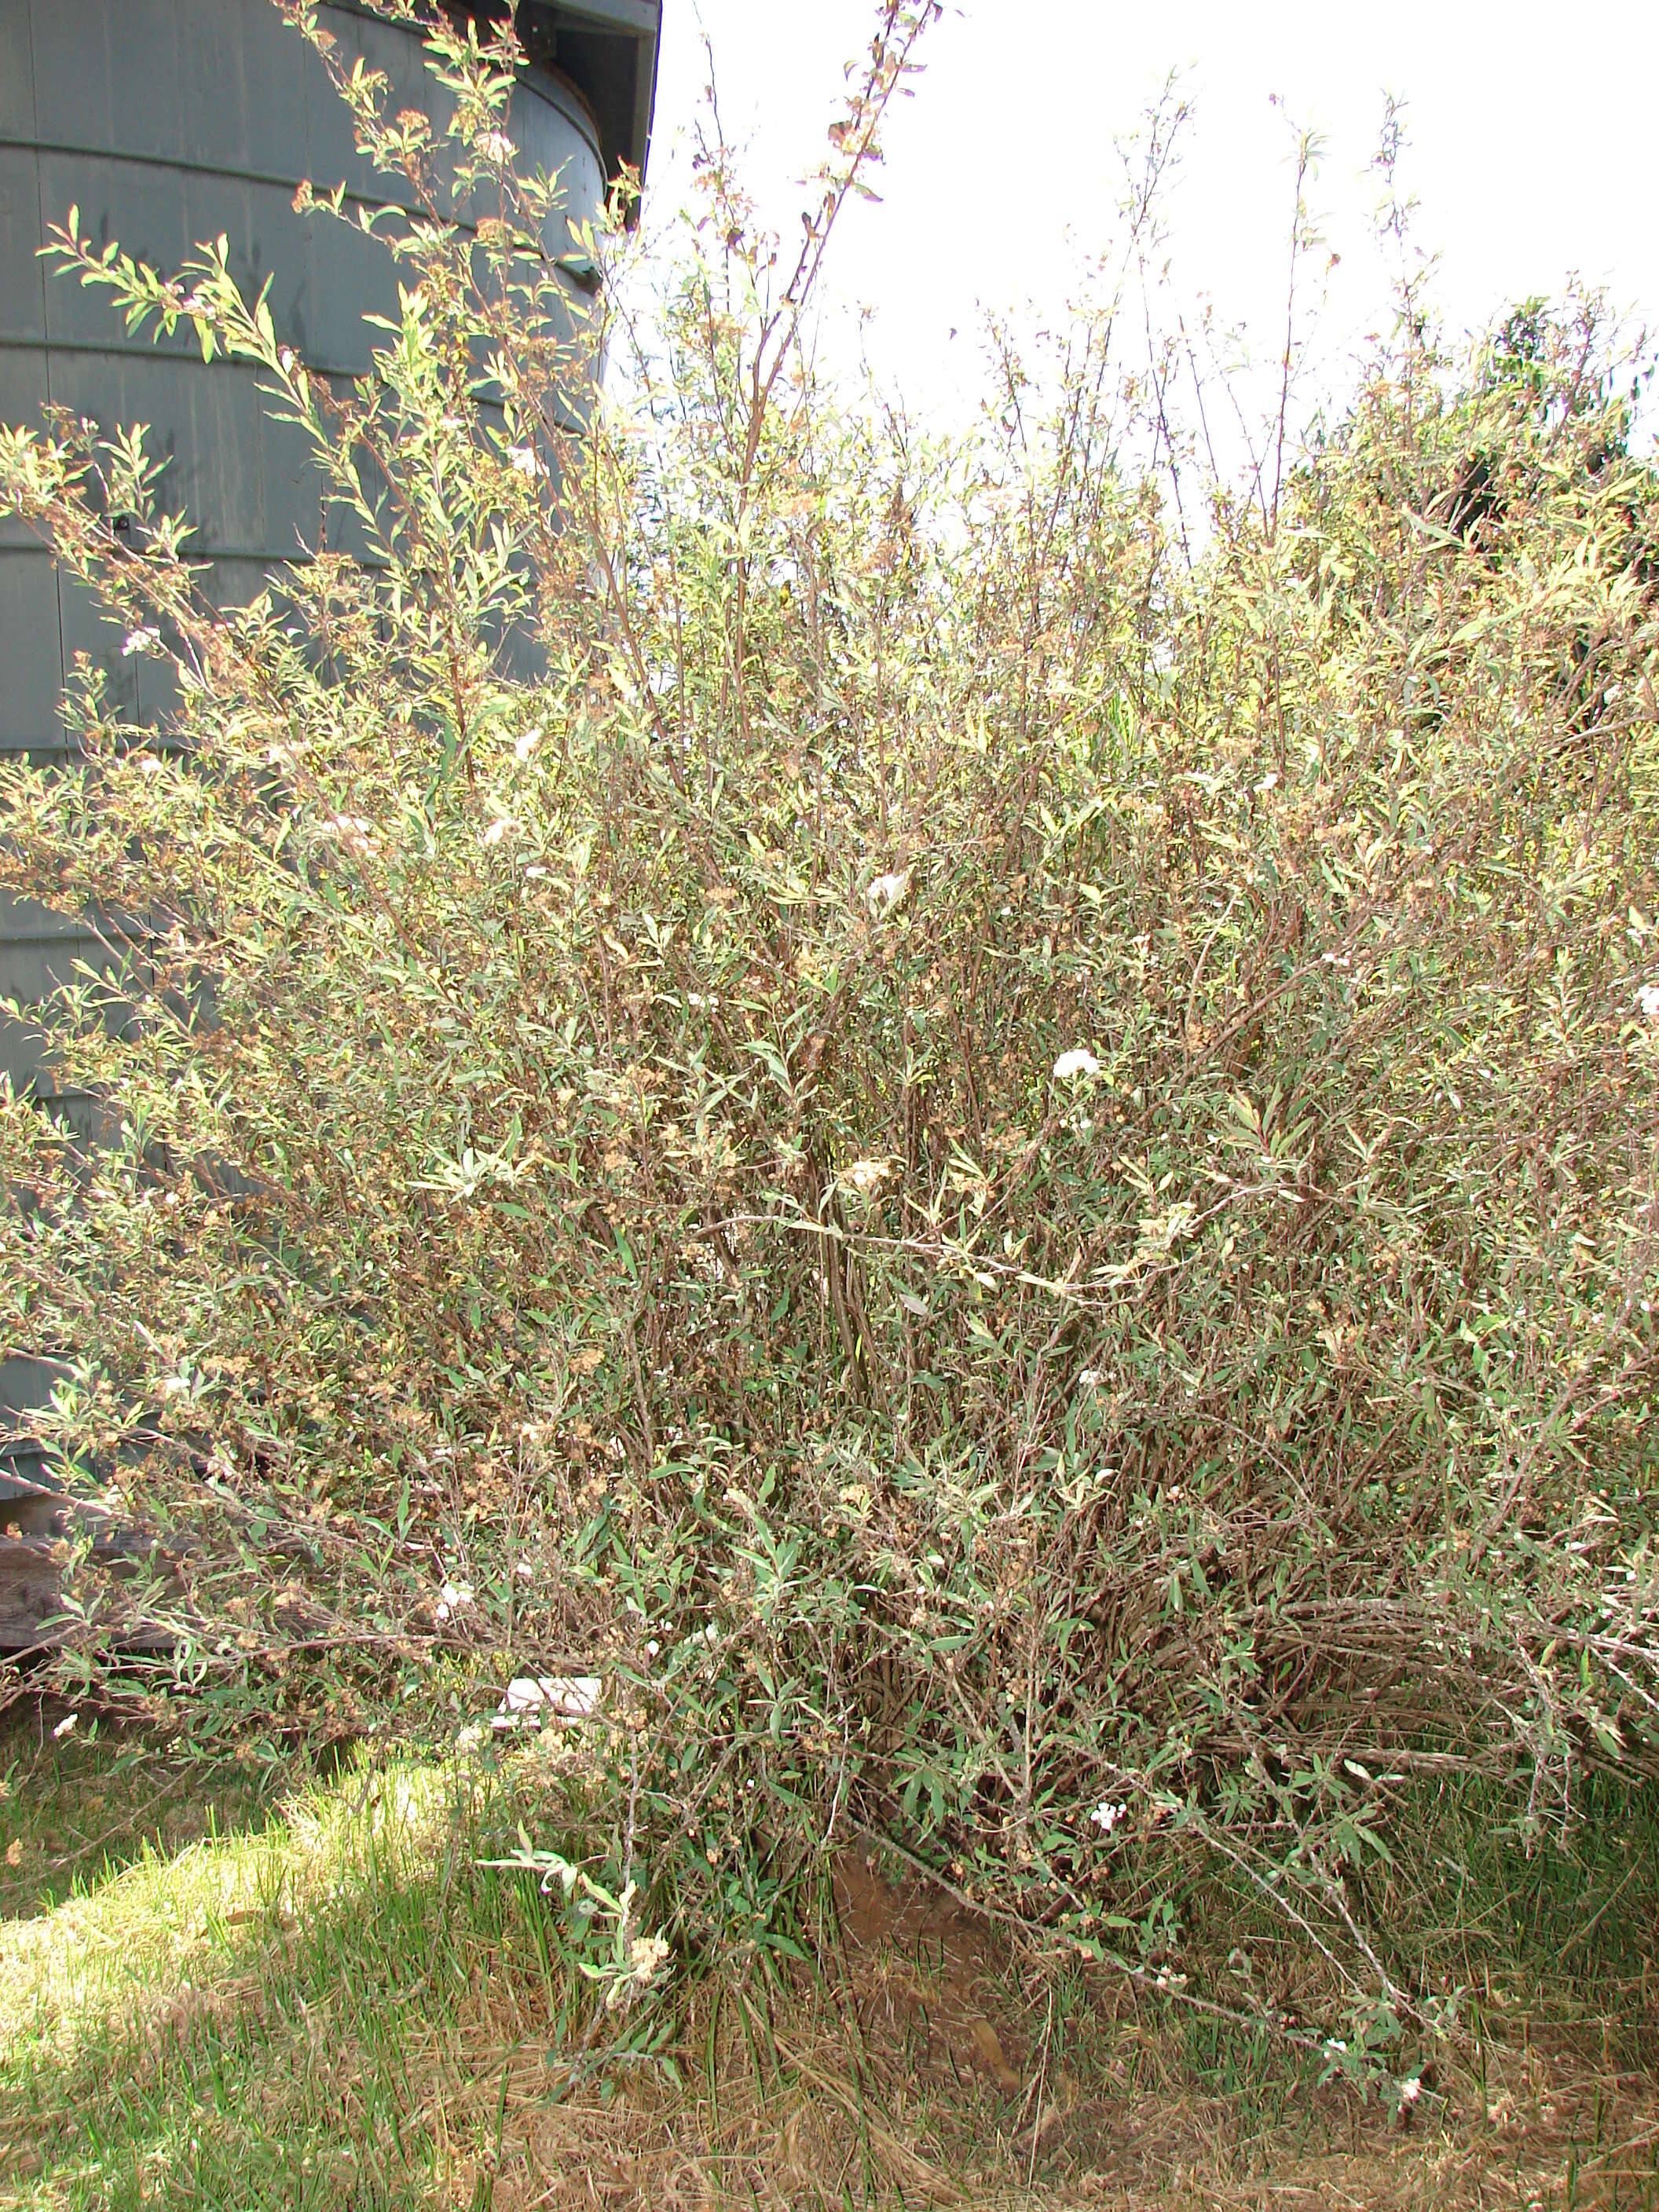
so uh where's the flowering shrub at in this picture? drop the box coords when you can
[2,0,1656,2049]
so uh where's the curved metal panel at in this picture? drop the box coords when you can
[0,0,635,1480]
[2,0,605,774]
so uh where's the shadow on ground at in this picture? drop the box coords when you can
[0,1693,289,1924]
[0,1719,1657,2210]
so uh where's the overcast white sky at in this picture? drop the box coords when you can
[639,2,1658,445]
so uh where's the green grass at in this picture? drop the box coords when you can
[0,1708,284,1925]
[1376,1767,1659,2020]
[0,1719,567,2210]
[1174,1764,1659,2038]
[2,1701,1657,2211]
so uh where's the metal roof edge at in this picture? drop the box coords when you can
[542,0,661,183]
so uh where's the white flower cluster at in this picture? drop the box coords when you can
[607,1932,671,2010]
[435,1579,473,1623]
[1090,1798,1128,1833]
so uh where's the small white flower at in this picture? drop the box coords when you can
[1053,1048,1101,1081]
[1077,1368,1102,1390]
[1399,2075,1422,2104]
[435,1580,473,1623]
[631,1932,670,1978]
[121,626,161,657]
[608,1930,670,2006]
[328,813,377,856]
[515,726,543,759]
[53,1711,79,1740]
[866,867,911,915]
[646,1639,660,1658]
[1090,1798,1128,1833]
[506,445,541,478]
[477,129,516,163]
[480,817,515,848]
[841,1156,892,1195]
[1639,983,1659,1021]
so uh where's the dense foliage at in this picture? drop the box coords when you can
[3,0,1657,2069]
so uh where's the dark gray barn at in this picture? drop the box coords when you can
[0,0,660,1628]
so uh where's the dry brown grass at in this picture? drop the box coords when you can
[3,1730,1655,2210]
[433,1843,1659,2212]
